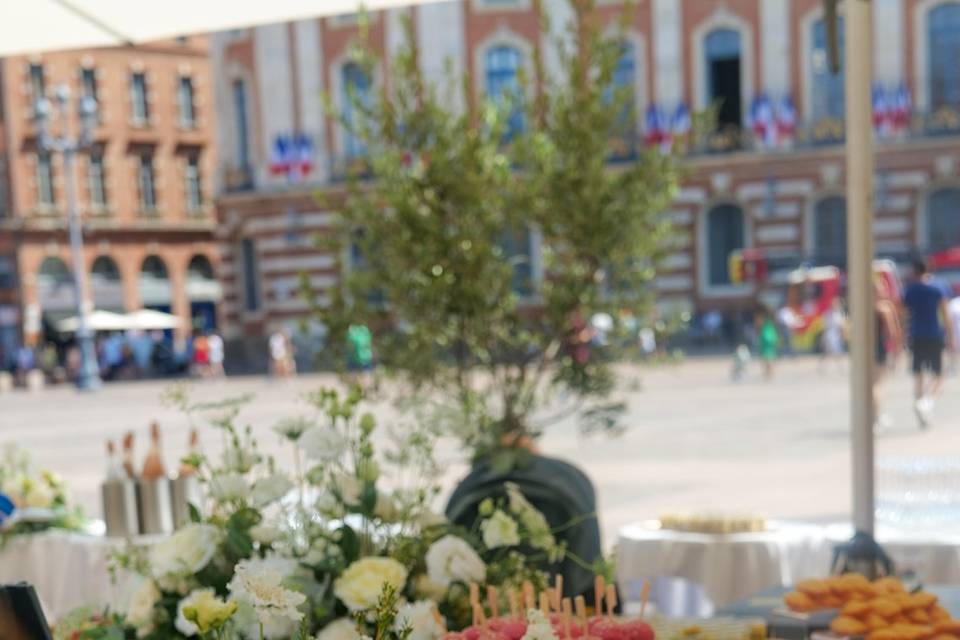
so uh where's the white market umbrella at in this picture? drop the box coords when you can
[0,0,438,57]
[57,309,130,333]
[125,309,182,330]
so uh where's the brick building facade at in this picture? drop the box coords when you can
[0,36,219,363]
[211,0,960,356]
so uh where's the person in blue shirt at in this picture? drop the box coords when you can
[902,258,954,428]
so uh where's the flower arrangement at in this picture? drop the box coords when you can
[103,386,569,640]
[0,443,87,544]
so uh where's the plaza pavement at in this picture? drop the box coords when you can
[3,355,960,547]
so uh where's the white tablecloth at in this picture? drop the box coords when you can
[0,531,136,622]
[616,520,960,613]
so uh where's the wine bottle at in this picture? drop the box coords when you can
[105,440,125,480]
[141,421,167,480]
[178,429,200,477]
[121,432,136,478]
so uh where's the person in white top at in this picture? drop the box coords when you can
[820,297,847,372]
[207,332,225,377]
[948,295,960,374]
[269,330,288,378]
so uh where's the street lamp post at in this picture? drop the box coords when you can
[35,84,102,391]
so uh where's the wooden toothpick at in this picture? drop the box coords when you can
[605,584,617,619]
[539,592,552,614]
[508,587,520,619]
[562,598,574,639]
[431,605,447,633]
[487,585,500,619]
[594,575,605,617]
[553,574,564,610]
[523,581,536,610]
[575,595,588,625]
[640,579,651,618]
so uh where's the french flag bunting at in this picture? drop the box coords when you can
[672,103,691,139]
[269,136,292,176]
[644,104,665,148]
[776,95,797,140]
[751,94,776,147]
[893,84,912,133]
[872,85,892,138]
[293,134,314,180]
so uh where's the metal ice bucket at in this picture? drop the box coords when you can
[170,475,201,530]
[101,479,140,537]
[137,476,174,535]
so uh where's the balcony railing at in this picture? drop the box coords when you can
[223,164,255,193]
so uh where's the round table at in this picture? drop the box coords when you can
[616,520,960,614]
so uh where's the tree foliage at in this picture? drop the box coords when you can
[311,0,680,460]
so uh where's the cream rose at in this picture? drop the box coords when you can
[425,535,485,587]
[480,510,520,548]
[175,588,238,636]
[316,618,363,640]
[396,600,446,640]
[150,523,220,581]
[122,576,160,638]
[333,556,409,611]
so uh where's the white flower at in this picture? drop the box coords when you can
[334,556,409,611]
[250,522,281,545]
[229,559,306,639]
[244,552,300,579]
[300,426,348,463]
[333,473,362,506]
[316,618,362,640]
[396,600,445,640]
[122,576,160,638]
[251,473,294,508]
[425,535,486,587]
[481,510,520,548]
[505,483,555,551]
[374,491,399,522]
[413,574,448,601]
[150,523,220,582]
[315,491,345,518]
[522,609,558,640]
[304,537,340,565]
[210,472,249,502]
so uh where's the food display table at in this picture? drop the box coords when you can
[0,530,142,621]
[616,521,960,614]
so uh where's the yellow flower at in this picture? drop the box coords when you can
[180,589,238,634]
[334,557,409,611]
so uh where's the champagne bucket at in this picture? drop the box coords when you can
[101,479,140,537]
[137,477,174,535]
[170,475,201,530]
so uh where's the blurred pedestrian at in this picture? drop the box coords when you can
[755,305,779,381]
[347,323,373,383]
[820,298,847,372]
[874,280,902,431]
[192,330,210,378]
[207,331,225,377]
[902,258,953,428]
[269,329,295,379]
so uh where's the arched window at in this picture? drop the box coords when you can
[484,45,524,136]
[90,255,123,310]
[706,204,745,287]
[705,29,743,128]
[811,17,845,122]
[341,62,371,160]
[37,257,73,312]
[927,188,960,251]
[140,255,172,309]
[929,3,960,111]
[813,196,847,265]
[187,255,214,281]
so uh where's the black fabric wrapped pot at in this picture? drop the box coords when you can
[445,452,603,601]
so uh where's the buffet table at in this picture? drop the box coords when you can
[616,520,960,614]
[0,530,139,621]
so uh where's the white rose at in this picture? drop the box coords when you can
[334,556,409,611]
[425,535,485,587]
[333,473,362,507]
[481,510,520,549]
[229,559,306,640]
[396,600,445,640]
[316,618,362,640]
[250,522,281,545]
[150,523,221,581]
[209,472,249,502]
[122,576,160,638]
[251,473,294,508]
[300,426,348,463]
[374,491,399,522]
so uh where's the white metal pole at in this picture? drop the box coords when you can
[845,0,875,534]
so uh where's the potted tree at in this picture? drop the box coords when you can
[308,0,681,599]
